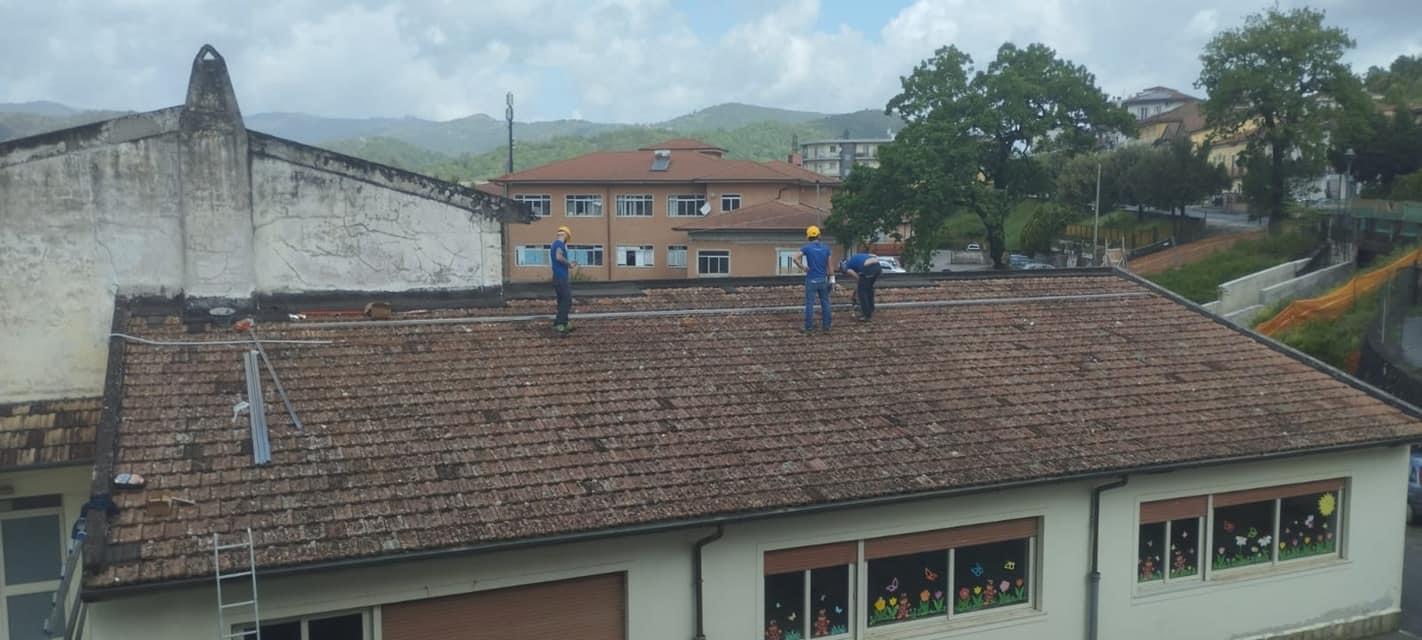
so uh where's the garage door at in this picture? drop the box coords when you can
[381,572,625,640]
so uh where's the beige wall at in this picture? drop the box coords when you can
[0,465,90,640]
[82,445,1410,640]
[687,239,844,279]
[502,182,835,283]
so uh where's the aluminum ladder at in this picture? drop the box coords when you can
[43,516,85,639]
[213,528,261,640]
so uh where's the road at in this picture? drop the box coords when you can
[1184,205,1268,231]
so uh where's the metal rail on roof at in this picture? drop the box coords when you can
[242,350,272,466]
[291,291,1155,329]
[109,333,335,347]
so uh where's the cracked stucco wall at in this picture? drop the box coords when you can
[251,156,502,292]
[0,134,185,401]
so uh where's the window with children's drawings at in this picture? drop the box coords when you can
[763,542,855,640]
[1138,496,1206,586]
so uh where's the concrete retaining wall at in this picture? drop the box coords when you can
[1260,260,1354,307]
[1217,258,1310,315]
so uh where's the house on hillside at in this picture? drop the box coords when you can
[67,271,1421,640]
[490,138,839,282]
[800,137,893,178]
[1134,101,1206,145]
[1122,86,1201,121]
[0,45,527,640]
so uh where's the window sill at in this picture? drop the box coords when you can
[1132,554,1347,602]
[864,606,1044,640]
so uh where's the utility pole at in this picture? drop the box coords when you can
[504,92,514,198]
[1093,161,1102,266]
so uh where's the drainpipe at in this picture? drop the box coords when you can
[1088,476,1128,640]
[692,525,724,640]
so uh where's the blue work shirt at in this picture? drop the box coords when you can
[843,253,874,273]
[800,242,831,282]
[551,239,570,281]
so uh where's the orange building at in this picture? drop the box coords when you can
[490,138,838,282]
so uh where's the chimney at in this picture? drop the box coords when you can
[178,45,256,311]
[788,152,803,166]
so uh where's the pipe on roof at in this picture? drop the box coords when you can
[109,333,335,347]
[691,525,724,640]
[282,291,1154,330]
[79,437,1412,602]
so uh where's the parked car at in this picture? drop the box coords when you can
[965,243,982,251]
[1409,448,1422,524]
[1008,254,1031,269]
[877,256,908,273]
[1023,262,1055,270]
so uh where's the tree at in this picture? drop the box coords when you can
[1364,55,1422,103]
[1329,102,1422,192]
[829,43,1133,268]
[1145,139,1231,215]
[1017,202,1077,254]
[1197,7,1365,231]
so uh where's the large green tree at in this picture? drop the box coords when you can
[1364,55,1422,103]
[1197,7,1366,230]
[829,43,1132,268]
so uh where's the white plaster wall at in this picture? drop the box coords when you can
[1217,258,1310,315]
[251,157,503,293]
[0,136,184,401]
[1100,446,1408,640]
[80,447,1409,640]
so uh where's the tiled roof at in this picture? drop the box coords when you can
[1140,102,1207,140]
[0,397,101,470]
[87,273,1422,589]
[492,149,827,185]
[1124,86,1201,104]
[763,160,840,184]
[674,201,828,232]
[637,138,726,152]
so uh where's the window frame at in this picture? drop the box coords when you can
[233,608,372,640]
[720,194,742,212]
[565,194,604,218]
[696,250,730,277]
[667,245,688,269]
[0,505,66,640]
[514,244,552,267]
[776,248,804,276]
[615,194,654,218]
[616,245,655,268]
[566,244,604,267]
[668,194,708,218]
[1135,479,1346,595]
[513,194,551,218]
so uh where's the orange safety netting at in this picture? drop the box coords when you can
[1255,246,1422,337]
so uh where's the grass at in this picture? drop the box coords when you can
[1145,231,1319,304]
[939,200,1047,252]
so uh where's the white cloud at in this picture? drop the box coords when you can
[0,0,1418,124]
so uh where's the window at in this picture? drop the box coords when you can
[515,244,551,267]
[952,539,1031,615]
[617,245,655,268]
[1,503,64,640]
[667,245,688,269]
[867,550,947,626]
[669,195,708,217]
[236,610,368,640]
[616,194,653,217]
[1137,496,1205,585]
[721,194,742,212]
[763,543,855,640]
[513,194,550,217]
[777,249,804,276]
[567,244,603,267]
[565,195,603,217]
[1137,479,1344,589]
[697,250,730,277]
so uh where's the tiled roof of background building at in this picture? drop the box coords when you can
[0,397,101,470]
[86,272,1422,590]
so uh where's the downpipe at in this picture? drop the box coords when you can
[1088,476,1128,640]
[692,525,724,640]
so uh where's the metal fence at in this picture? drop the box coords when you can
[1060,217,1206,254]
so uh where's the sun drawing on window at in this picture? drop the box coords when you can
[1317,493,1336,517]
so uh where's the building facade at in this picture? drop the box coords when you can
[493,139,838,282]
[1121,86,1200,121]
[800,138,893,178]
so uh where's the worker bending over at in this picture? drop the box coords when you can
[839,252,882,320]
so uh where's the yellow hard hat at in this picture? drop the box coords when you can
[556,225,572,241]
[806,225,821,239]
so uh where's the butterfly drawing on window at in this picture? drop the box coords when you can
[923,567,939,581]
[1003,560,1016,571]
[834,606,844,614]
[788,613,796,622]
[970,563,984,577]
[885,577,899,592]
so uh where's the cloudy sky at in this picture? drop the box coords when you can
[1,0,1418,123]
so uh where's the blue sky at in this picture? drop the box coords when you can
[0,0,1418,123]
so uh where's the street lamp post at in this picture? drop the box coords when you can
[1093,161,1102,266]
[1341,147,1356,251]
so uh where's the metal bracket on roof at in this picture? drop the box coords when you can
[243,350,271,466]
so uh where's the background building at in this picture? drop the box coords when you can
[800,137,893,178]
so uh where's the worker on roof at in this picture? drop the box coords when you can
[551,226,578,335]
[839,252,882,321]
[793,225,832,334]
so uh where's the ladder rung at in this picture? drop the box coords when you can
[217,571,253,580]
[215,542,251,550]
[220,600,256,609]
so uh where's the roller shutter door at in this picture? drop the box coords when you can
[381,572,625,640]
